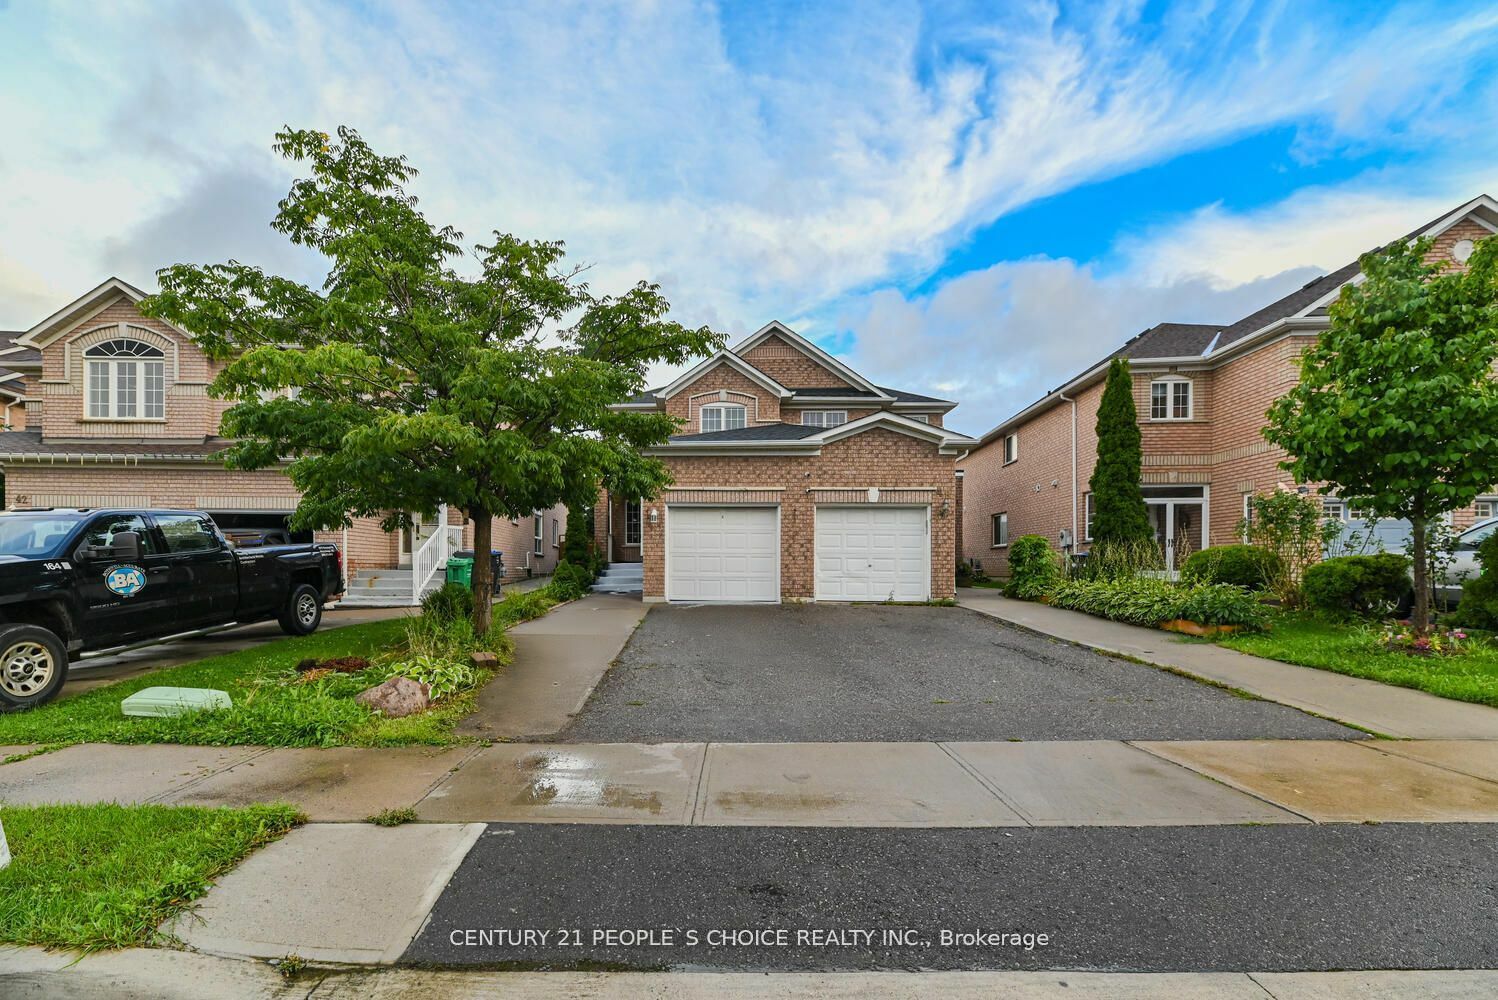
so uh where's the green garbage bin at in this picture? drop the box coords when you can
[445,554,474,589]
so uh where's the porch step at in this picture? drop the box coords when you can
[592,563,643,594]
[338,567,444,608]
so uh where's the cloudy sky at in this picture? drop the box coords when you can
[2,0,1496,435]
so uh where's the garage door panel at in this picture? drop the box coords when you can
[667,507,779,603]
[816,505,929,602]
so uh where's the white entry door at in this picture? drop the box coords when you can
[815,506,929,602]
[666,506,779,603]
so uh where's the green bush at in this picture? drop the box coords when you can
[1004,535,1063,600]
[420,582,474,624]
[1303,553,1412,618]
[1453,531,1498,628]
[549,560,593,600]
[1181,544,1278,590]
[1048,577,1267,629]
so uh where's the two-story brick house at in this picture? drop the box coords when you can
[594,321,974,602]
[0,278,564,603]
[962,193,1498,577]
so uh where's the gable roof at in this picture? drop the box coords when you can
[0,333,40,368]
[971,193,1498,448]
[657,410,973,456]
[656,350,793,400]
[16,276,155,349]
[732,321,892,399]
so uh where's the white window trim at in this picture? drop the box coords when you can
[699,402,748,433]
[1474,497,1498,520]
[1083,492,1094,541]
[552,517,560,547]
[84,340,166,421]
[801,409,848,428]
[533,514,543,556]
[1003,433,1018,465]
[1149,377,1193,421]
[991,511,1009,548]
[624,499,642,547]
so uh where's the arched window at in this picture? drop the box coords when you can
[85,339,165,419]
[700,402,747,433]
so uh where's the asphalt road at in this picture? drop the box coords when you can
[407,823,1498,971]
[559,604,1356,742]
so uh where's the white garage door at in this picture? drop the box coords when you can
[666,506,779,603]
[815,506,929,602]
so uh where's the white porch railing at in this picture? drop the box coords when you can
[410,505,457,605]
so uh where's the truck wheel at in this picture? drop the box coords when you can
[0,624,69,710]
[279,584,323,636]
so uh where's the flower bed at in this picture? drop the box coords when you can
[1046,577,1268,631]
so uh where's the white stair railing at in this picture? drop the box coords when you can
[410,506,451,605]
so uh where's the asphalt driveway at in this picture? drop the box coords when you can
[559,604,1358,742]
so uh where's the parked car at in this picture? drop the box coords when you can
[0,508,344,709]
[1436,517,1498,606]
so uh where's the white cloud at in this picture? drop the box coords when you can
[2,0,1496,334]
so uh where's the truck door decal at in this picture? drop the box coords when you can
[104,564,147,598]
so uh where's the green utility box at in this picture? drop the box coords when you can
[445,554,475,588]
[121,686,232,718]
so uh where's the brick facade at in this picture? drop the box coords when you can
[961,208,1498,577]
[637,428,959,601]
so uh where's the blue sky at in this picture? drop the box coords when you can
[1,0,1496,434]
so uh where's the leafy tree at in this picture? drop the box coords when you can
[143,127,721,633]
[1265,235,1498,634]
[1240,488,1339,607]
[1089,357,1153,547]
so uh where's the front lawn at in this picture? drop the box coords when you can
[1215,612,1498,708]
[0,586,564,749]
[0,802,301,951]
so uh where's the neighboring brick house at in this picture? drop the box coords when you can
[0,278,563,602]
[961,194,1498,577]
[594,321,974,603]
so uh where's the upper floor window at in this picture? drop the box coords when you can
[907,413,930,423]
[85,339,165,420]
[1475,497,1498,521]
[1149,378,1192,420]
[802,410,847,427]
[1003,433,1018,465]
[700,402,746,433]
[533,514,544,556]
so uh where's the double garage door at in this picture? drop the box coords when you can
[664,504,929,603]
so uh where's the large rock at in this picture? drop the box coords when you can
[355,676,431,718]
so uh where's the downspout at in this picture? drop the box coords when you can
[1059,391,1078,551]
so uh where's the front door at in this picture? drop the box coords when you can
[399,512,441,567]
[1147,499,1205,572]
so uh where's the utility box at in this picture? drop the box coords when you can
[121,686,232,718]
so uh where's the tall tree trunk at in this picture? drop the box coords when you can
[472,509,493,636]
[1410,513,1429,637]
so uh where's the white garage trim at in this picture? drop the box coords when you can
[665,504,781,603]
[814,504,930,603]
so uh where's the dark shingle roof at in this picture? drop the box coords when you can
[0,430,231,461]
[877,385,951,403]
[0,333,40,367]
[624,390,658,405]
[786,386,881,398]
[668,423,824,443]
[1118,323,1222,359]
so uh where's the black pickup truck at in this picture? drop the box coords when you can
[0,508,344,709]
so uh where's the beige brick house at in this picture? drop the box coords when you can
[594,321,974,603]
[0,278,563,603]
[961,193,1498,577]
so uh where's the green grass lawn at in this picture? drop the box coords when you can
[0,802,301,951]
[0,587,563,749]
[1216,613,1498,708]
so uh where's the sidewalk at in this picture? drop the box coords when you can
[8,737,1498,825]
[958,589,1498,739]
[3,946,1494,998]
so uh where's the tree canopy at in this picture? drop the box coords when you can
[1264,234,1498,632]
[142,126,721,631]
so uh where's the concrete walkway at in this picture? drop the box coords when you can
[10,737,1498,825]
[457,592,647,741]
[3,947,1494,998]
[959,589,1498,739]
